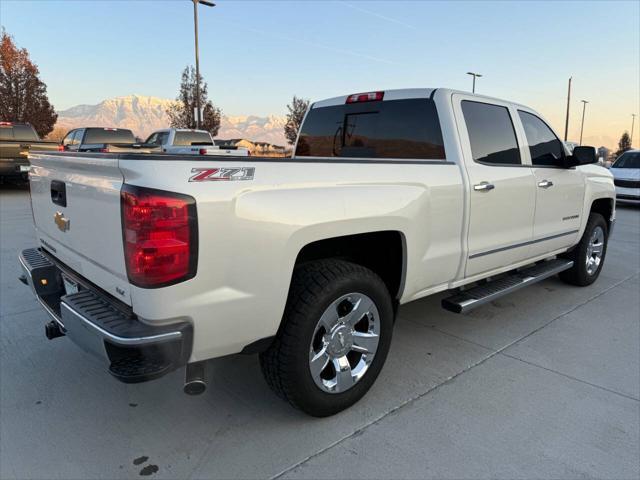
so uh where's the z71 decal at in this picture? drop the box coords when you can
[189,167,255,182]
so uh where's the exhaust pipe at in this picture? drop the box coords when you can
[183,361,206,395]
[45,321,65,340]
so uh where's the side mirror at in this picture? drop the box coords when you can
[566,146,597,167]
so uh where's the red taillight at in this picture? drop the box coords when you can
[100,148,110,153]
[57,145,65,151]
[121,185,198,288]
[199,148,207,155]
[346,91,384,104]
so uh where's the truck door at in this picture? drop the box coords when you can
[516,110,584,256]
[452,94,536,277]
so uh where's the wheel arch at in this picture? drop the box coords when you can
[590,197,614,231]
[294,230,407,302]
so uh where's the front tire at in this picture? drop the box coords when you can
[559,212,608,286]
[260,259,394,417]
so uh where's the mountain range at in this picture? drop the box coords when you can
[55,95,288,146]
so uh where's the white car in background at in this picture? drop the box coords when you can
[144,128,249,156]
[610,149,640,204]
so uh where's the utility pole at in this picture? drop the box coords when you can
[192,0,215,129]
[466,72,482,93]
[579,100,588,146]
[564,77,572,142]
[631,114,636,147]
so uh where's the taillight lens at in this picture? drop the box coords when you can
[121,185,198,288]
[199,148,207,155]
[57,145,65,151]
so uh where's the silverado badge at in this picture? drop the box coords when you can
[54,211,70,232]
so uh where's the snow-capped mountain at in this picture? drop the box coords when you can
[55,95,287,145]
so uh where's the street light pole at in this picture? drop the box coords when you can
[192,0,215,130]
[579,100,588,146]
[466,72,482,93]
[631,114,636,147]
[563,76,572,142]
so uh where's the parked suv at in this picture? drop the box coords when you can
[610,149,640,204]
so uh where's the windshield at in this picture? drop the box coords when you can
[612,151,640,169]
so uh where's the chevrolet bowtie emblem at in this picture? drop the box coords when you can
[54,211,70,232]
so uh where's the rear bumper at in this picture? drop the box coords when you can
[0,159,30,177]
[18,248,193,383]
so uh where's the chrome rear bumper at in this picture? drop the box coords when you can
[18,248,192,383]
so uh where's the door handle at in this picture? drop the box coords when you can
[473,182,495,192]
[51,180,67,207]
[538,180,554,189]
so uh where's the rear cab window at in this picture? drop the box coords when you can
[0,124,38,142]
[461,101,521,165]
[83,128,135,144]
[518,111,565,167]
[295,98,446,160]
[174,131,213,146]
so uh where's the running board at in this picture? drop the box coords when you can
[442,259,574,314]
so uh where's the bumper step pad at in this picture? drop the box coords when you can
[109,356,174,384]
[442,258,574,314]
[19,248,192,384]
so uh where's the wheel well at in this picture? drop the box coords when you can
[295,231,406,300]
[590,198,613,229]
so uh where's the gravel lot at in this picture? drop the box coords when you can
[1,182,638,480]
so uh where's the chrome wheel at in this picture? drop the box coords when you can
[309,293,380,394]
[585,225,605,276]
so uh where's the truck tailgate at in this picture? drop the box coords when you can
[28,153,132,304]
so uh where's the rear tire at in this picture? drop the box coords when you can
[260,259,393,417]
[559,212,608,286]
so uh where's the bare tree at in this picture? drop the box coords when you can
[284,96,310,145]
[0,30,57,137]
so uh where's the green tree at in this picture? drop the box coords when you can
[166,66,221,136]
[284,95,310,145]
[0,30,57,137]
[616,131,631,156]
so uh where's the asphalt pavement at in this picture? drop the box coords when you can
[1,182,638,479]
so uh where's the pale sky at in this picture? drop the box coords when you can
[1,0,638,149]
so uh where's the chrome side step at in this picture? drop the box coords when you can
[442,259,574,314]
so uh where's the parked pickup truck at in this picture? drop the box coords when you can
[19,88,615,417]
[61,127,159,153]
[0,122,59,181]
[144,128,250,156]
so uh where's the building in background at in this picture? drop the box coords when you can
[215,138,288,157]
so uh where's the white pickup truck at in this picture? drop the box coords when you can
[19,88,615,417]
[144,128,249,156]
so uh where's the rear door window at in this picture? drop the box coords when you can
[518,111,565,167]
[83,128,134,144]
[461,101,521,165]
[295,98,446,160]
[174,131,213,146]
